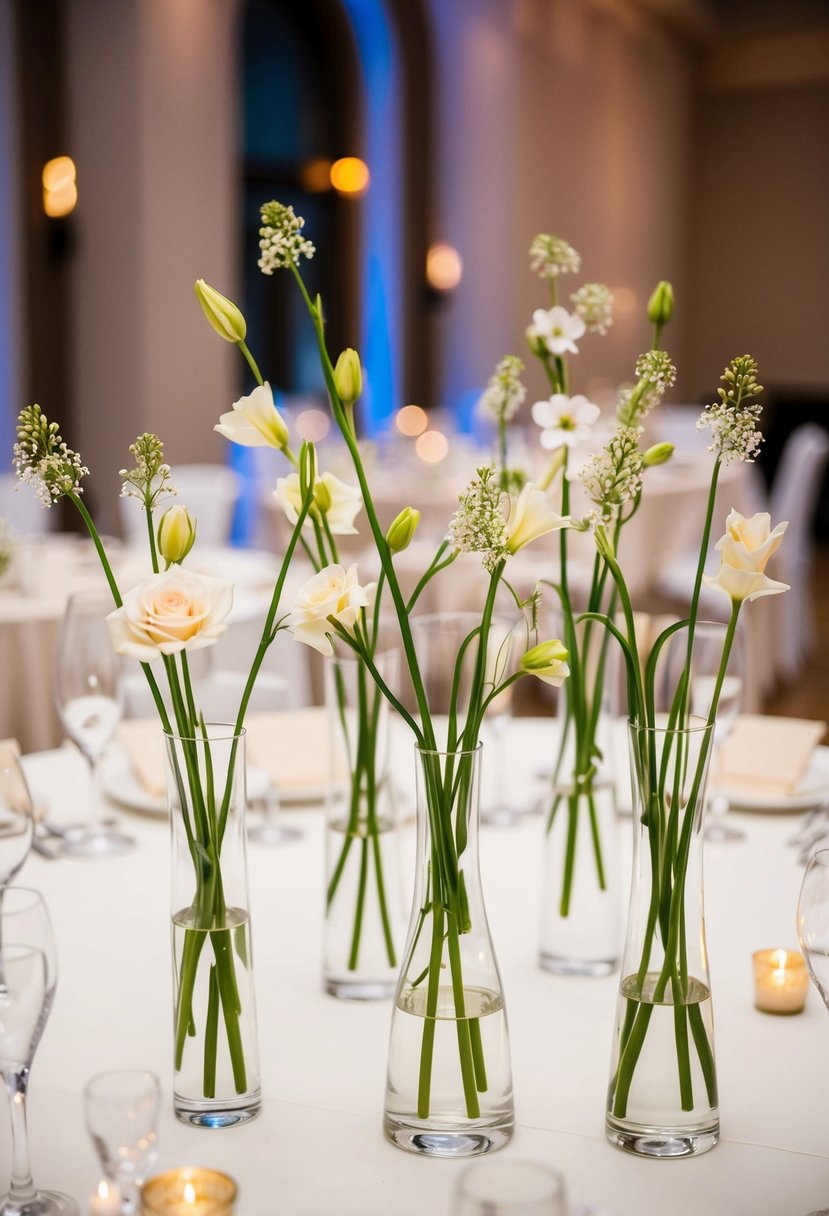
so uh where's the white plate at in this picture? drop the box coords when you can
[724,745,829,813]
[100,750,272,817]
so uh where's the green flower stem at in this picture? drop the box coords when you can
[238,340,264,387]
[145,503,159,573]
[446,914,481,1117]
[417,886,444,1119]
[498,418,508,487]
[406,543,457,614]
[203,964,219,1098]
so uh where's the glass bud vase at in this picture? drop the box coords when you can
[164,726,261,1127]
[606,718,719,1158]
[384,744,514,1157]
[539,622,621,976]
[324,651,406,999]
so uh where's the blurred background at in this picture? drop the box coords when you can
[0,0,828,728]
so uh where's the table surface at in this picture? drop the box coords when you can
[3,718,828,1216]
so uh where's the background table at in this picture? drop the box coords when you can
[2,719,827,1215]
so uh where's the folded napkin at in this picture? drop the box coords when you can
[117,708,339,801]
[718,714,827,797]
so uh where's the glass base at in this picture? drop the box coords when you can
[384,1113,512,1157]
[325,976,395,1000]
[175,1091,261,1128]
[0,1189,80,1215]
[61,827,135,858]
[605,1115,719,1158]
[247,822,302,846]
[539,952,616,977]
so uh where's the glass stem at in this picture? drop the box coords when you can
[87,754,103,833]
[4,1068,37,1207]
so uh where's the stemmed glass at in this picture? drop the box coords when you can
[0,887,78,1215]
[54,591,134,857]
[798,849,829,1216]
[656,619,746,842]
[84,1070,160,1215]
[451,1159,569,1215]
[0,745,33,886]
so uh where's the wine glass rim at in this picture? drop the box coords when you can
[416,740,484,759]
[163,722,247,743]
[808,846,829,868]
[0,886,47,916]
[84,1067,161,1097]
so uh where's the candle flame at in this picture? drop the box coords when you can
[772,948,788,975]
[183,1182,197,1205]
[97,1181,111,1201]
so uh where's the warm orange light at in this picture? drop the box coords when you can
[42,156,78,218]
[415,430,449,464]
[183,1182,197,1206]
[330,157,370,196]
[295,409,331,442]
[395,404,428,437]
[426,242,463,292]
[301,157,333,193]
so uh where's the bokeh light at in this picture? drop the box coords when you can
[295,409,331,442]
[426,242,463,291]
[42,156,77,217]
[415,430,449,463]
[330,157,370,196]
[395,404,428,437]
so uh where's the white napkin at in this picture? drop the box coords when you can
[719,714,826,797]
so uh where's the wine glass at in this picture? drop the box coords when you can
[54,591,134,857]
[655,619,746,842]
[0,887,78,1215]
[798,847,829,1008]
[84,1070,160,1215]
[0,745,33,886]
[451,1159,569,1216]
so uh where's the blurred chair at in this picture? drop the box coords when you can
[119,464,241,546]
[0,475,52,535]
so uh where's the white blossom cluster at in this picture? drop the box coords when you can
[119,433,177,508]
[697,355,764,464]
[616,349,676,427]
[477,355,526,424]
[529,234,581,280]
[448,465,508,573]
[635,350,677,393]
[580,425,644,526]
[258,201,316,274]
[13,405,89,507]
[571,283,613,335]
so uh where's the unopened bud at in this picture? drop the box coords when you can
[194,279,247,343]
[313,478,332,514]
[157,505,196,565]
[520,639,570,687]
[594,524,616,562]
[386,507,420,554]
[333,348,362,405]
[647,281,674,328]
[525,326,547,358]
[643,442,674,468]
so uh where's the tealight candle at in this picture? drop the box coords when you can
[753,948,809,1014]
[90,1180,121,1216]
[139,1168,236,1216]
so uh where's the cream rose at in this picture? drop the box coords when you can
[287,564,374,657]
[504,483,569,555]
[703,509,789,603]
[106,570,233,661]
[275,471,362,536]
[215,382,289,450]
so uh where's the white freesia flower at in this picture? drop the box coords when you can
[504,483,569,555]
[703,509,789,603]
[526,306,586,357]
[287,564,375,657]
[520,639,570,687]
[215,382,289,450]
[531,393,601,450]
[106,570,233,661]
[275,471,362,535]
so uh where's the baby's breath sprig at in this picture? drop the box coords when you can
[697,355,763,464]
[13,404,89,507]
[571,283,613,336]
[448,465,508,574]
[529,234,581,281]
[477,355,526,425]
[617,349,677,428]
[580,425,644,528]
[119,434,177,509]
[258,201,316,274]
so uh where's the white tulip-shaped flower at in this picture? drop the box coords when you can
[215,382,289,450]
[703,509,789,603]
[532,393,601,450]
[520,639,570,687]
[275,471,362,535]
[504,483,569,555]
[527,306,586,357]
[287,564,375,657]
[106,570,233,661]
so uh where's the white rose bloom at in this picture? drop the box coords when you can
[531,393,601,450]
[504,484,569,555]
[275,471,362,535]
[703,509,789,603]
[527,306,586,357]
[106,570,233,661]
[287,564,375,657]
[215,382,289,450]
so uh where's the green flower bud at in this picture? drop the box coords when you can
[333,348,363,405]
[647,281,674,328]
[386,507,420,554]
[525,326,547,358]
[520,639,570,687]
[594,524,616,562]
[643,442,675,467]
[157,504,196,565]
[313,478,333,514]
[194,279,247,343]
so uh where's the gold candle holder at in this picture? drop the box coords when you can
[753,948,809,1015]
[140,1168,237,1216]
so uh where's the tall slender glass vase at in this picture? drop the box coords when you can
[324,652,406,999]
[606,718,718,1158]
[384,744,514,1157]
[164,726,261,1127]
[539,621,621,976]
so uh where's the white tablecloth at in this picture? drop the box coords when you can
[2,720,828,1215]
